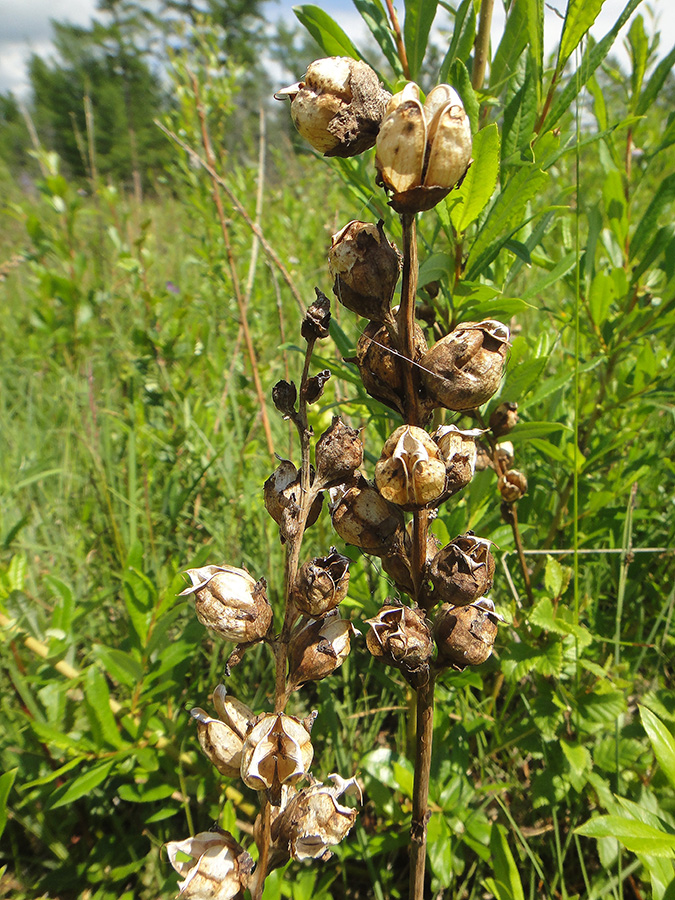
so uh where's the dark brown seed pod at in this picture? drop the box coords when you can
[421,320,510,411]
[366,603,434,683]
[355,320,430,419]
[428,533,495,606]
[272,380,298,417]
[301,288,331,341]
[434,599,498,669]
[328,219,400,321]
[329,475,405,556]
[294,549,350,616]
[381,528,439,597]
[304,369,331,404]
[489,401,518,437]
[288,610,354,687]
[315,416,364,487]
[498,468,528,502]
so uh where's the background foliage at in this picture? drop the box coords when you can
[0,1,674,898]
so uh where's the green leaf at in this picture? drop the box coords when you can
[575,816,675,857]
[630,174,675,262]
[403,0,438,80]
[449,59,479,134]
[94,645,144,688]
[117,782,176,803]
[520,251,577,301]
[544,555,564,597]
[627,15,649,105]
[560,739,592,777]
[641,706,675,792]
[428,814,454,887]
[0,769,17,841]
[49,760,116,810]
[487,824,525,900]
[353,0,404,78]
[439,0,475,82]
[501,61,537,162]
[636,43,675,117]
[84,666,126,749]
[557,0,606,73]
[293,5,363,59]
[418,252,453,285]
[490,0,531,92]
[451,124,500,233]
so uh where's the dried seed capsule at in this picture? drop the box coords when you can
[294,549,350,616]
[240,713,314,805]
[179,565,273,643]
[498,468,528,502]
[365,603,434,677]
[434,599,499,669]
[421,320,510,411]
[375,82,472,213]
[190,688,254,778]
[263,459,323,541]
[288,609,355,687]
[275,57,391,158]
[381,528,439,597]
[428,533,495,606]
[272,773,361,861]
[272,380,297,417]
[301,288,331,341]
[304,369,331,404]
[475,443,493,471]
[328,219,400,321]
[432,424,484,498]
[329,475,405,556]
[315,416,364,487]
[166,830,254,900]
[374,425,447,510]
[489,401,518,437]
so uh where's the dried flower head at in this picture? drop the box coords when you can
[365,602,434,680]
[165,830,253,900]
[489,401,519,437]
[498,468,528,502]
[264,459,323,542]
[432,424,484,498]
[190,686,254,777]
[288,609,355,687]
[314,416,363,487]
[329,475,405,556]
[179,565,273,644]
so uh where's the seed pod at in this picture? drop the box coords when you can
[275,57,391,158]
[432,424,484,498]
[328,219,400,321]
[304,369,331,404]
[375,425,447,510]
[428,534,495,606]
[264,459,323,541]
[475,443,492,471]
[434,600,499,669]
[489,401,518,437]
[354,319,431,420]
[272,380,297,417]
[288,610,355,687]
[381,528,439,597]
[179,565,273,643]
[301,288,331,341]
[495,441,515,470]
[294,549,350,616]
[272,773,361,861]
[315,416,363,487]
[329,475,405,556]
[498,468,528,502]
[190,688,254,777]
[421,320,510,411]
[365,602,434,678]
[375,82,472,213]
[166,830,254,900]
[240,713,314,805]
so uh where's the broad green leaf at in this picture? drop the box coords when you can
[450,59,479,134]
[418,252,453,285]
[117,782,176,803]
[451,124,500,233]
[575,816,675,857]
[641,706,675,791]
[94,645,144,688]
[45,576,75,633]
[508,422,570,440]
[353,0,404,78]
[428,814,454,887]
[557,0,606,73]
[403,0,438,80]
[293,5,363,59]
[630,173,675,261]
[84,666,126,749]
[0,769,17,841]
[636,43,675,117]
[486,824,525,900]
[439,0,475,82]
[49,760,116,810]
[560,739,592,777]
[501,61,537,162]
[7,553,27,592]
[544,555,564,597]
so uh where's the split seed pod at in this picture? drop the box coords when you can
[264,459,323,541]
[489,401,519,437]
[272,773,362,861]
[375,425,447,510]
[434,599,499,669]
[275,57,391,157]
[329,475,405,556]
[240,713,315,805]
[179,565,273,643]
[381,528,439,596]
[288,610,355,687]
[432,424,484,498]
[166,830,254,900]
[365,603,434,679]
[498,468,528,502]
[375,82,472,213]
[428,533,495,606]
[329,220,400,321]
[314,416,364,487]
[294,549,350,616]
[190,686,254,777]
[421,320,510,411]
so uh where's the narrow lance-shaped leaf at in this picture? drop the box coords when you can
[629,173,675,261]
[353,0,404,78]
[557,0,607,73]
[293,5,364,59]
[640,706,675,792]
[486,823,526,900]
[439,0,476,83]
[451,123,500,233]
[636,43,675,117]
[489,0,531,92]
[627,15,649,107]
[403,0,438,80]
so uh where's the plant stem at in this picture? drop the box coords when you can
[472,0,495,91]
[409,672,435,900]
[384,0,410,78]
[398,212,420,426]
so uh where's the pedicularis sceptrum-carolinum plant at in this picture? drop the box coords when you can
[168,55,534,900]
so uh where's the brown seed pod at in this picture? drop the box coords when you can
[275,57,391,158]
[421,320,510,411]
[381,527,439,596]
[288,610,355,687]
[329,219,401,322]
[263,459,323,541]
[301,288,331,341]
[294,549,350,616]
[498,468,528,502]
[179,565,273,643]
[432,424,484,498]
[374,425,447,510]
[329,475,405,556]
[166,830,254,900]
[428,533,495,606]
[489,401,518,437]
[365,602,434,679]
[314,416,364,487]
[434,599,499,669]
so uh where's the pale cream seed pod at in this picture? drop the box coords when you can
[179,565,273,644]
[432,424,484,498]
[375,425,447,510]
[165,830,254,900]
[240,713,315,805]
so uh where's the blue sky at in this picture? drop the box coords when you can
[0,0,670,97]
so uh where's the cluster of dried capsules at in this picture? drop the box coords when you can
[168,56,530,899]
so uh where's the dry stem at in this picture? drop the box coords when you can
[409,673,435,900]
